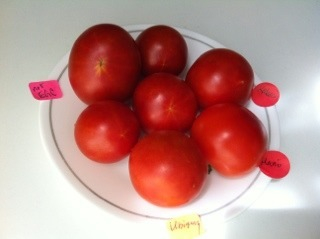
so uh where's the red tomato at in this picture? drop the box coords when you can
[133,72,198,133]
[129,130,207,207]
[191,103,267,177]
[69,24,141,104]
[74,100,140,163]
[186,48,254,108]
[136,25,188,76]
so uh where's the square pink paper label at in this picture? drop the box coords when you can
[29,80,63,100]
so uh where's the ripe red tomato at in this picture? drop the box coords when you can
[136,25,188,76]
[133,72,198,133]
[191,103,267,177]
[74,100,140,163]
[129,130,207,207]
[186,48,254,108]
[69,24,141,104]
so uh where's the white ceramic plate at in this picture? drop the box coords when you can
[39,25,280,224]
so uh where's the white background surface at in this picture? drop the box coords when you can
[1,1,320,238]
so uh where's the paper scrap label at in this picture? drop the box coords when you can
[166,213,205,239]
[259,150,290,179]
[29,80,62,100]
[252,82,280,107]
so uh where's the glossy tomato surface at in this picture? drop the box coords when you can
[191,103,267,177]
[136,25,188,76]
[129,130,207,207]
[69,24,141,104]
[186,48,254,108]
[133,72,198,133]
[74,100,140,163]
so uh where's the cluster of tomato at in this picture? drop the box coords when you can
[68,24,268,207]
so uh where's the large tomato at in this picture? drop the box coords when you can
[136,25,188,76]
[191,103,267,177]
[74,100,140,163]
[129,130,207,207]
[133,72,198,133]
[69,24,141,104]
[186,48,254,108]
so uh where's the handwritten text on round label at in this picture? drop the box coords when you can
[252,82,280,107]
[259,150,290,179]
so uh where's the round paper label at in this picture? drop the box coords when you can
[259,150,290,179]
[252,82,280,107]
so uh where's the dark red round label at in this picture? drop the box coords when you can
[252,82,280,107]
[259,150,290,179]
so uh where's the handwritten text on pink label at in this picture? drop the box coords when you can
[29,80,63,100]
[252,82,280,107]
[259,150,290,179]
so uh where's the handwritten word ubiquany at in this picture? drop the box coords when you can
[169,219,201,234]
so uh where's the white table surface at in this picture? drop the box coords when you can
[1,1,320,238]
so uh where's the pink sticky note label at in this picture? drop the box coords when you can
[259,150,290,179]
[29,80,62,100]
[252,82,280,107]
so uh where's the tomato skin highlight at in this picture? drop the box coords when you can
[69,24,141,105]
[136,25,188,76]
[191,103,268,177]
[129,130,207,207]
[133,72,198,133]
[74,100,141,163]
[186,48,254,108]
